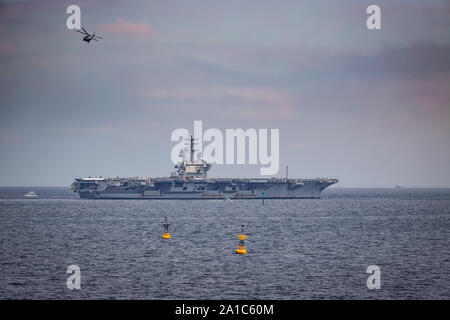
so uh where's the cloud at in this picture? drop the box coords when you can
[98,18,155,37]
[140,87,289,103]
[0,42,15,54]
[135,86,295,120]
[0,0,66,16]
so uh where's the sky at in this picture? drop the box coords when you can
[0,0,449,187]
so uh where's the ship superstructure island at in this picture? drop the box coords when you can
[71,135,338,199]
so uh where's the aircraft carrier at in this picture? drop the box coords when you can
[71,136,338,199]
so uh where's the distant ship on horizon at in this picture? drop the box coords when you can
[71,135,338,199]
[24,191,37,198]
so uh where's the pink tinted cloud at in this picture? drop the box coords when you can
[98,19,155,37]
[0,42,15,54]
[137,86,295,119]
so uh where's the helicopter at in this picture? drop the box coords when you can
[76,27,103,43]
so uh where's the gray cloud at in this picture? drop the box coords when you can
[0,0,449,186]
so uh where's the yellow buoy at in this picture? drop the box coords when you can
[162,217,171,239]
[236,245,247,254]
[236,225,248,254]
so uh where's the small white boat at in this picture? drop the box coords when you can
[24,191,37,198]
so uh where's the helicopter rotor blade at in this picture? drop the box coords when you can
[81,27,90,35]
[76,29,88,35]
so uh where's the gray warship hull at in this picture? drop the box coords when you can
[72,177,338,199]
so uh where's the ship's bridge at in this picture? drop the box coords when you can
[172,159,212,179]
[172,134,212,179]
